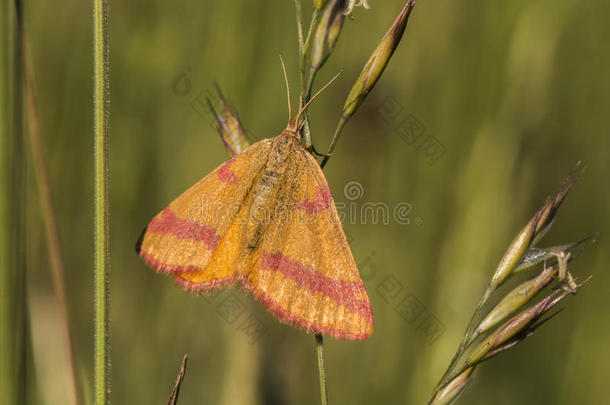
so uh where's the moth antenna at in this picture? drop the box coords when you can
[295,71,342,125]
[279,55,292,124]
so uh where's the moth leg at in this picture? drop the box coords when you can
[305,142,333,158]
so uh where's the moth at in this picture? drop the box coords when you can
[136,74,373,340]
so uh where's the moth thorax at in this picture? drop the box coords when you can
[283,123,301,139]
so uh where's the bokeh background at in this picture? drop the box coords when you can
[11,0,610,403]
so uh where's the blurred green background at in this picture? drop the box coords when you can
[14,0,610,403]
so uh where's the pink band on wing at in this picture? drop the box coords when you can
[295,186,332,214]
[218,158,238,184]
[148,207,220,250]
[260,252,373,322]
[140,251,203,274]
[243,278,371,340]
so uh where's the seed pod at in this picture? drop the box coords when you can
[468,291,562,365]
[207,86,250,156]
[477,266,557,335]
[489,208,542,289]
[327,7,344,48]
[311,0,346,71]
[532,162,584,245]
[342,0,416,119]
[431,367,474,405]
[490,164,584,289]
[314,0,329,10]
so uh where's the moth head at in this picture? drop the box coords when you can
[284,120,306,137]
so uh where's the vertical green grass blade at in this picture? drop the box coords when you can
[93,0,110,403]
[315,334,328,405]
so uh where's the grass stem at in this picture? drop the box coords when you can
[294,0,305,94]
[315,334,328,405]
[433,287,493,394]
[302,9,320,58]
[320,116,347,168]
[93,0,110,403]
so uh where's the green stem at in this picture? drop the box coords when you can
[298,8,320,99]
[294,0,305,92]
[293,7,331,402]
[304,66,318,102]
[93,0,110,403]
[431,286,494,397]
[315,334,328,405]
[301,64,319,148]
[302,10,320,58]
[299,9,320,147]
[320,116,348,168]
[427,363,472,405]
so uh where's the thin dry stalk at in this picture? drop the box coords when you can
[167,354,188,405]
[0,0,27,402]
[20,20,81,405]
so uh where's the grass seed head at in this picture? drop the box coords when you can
[532,161,584,244]
[467,289,573,365]
[490,209,542,289]
[314,0,329,10]
[490,163,583,289]
[341,0,416,119]
[311,0,346,71]
[477,265,558,335]
[431,367,475,405]
[208,85,250,156]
